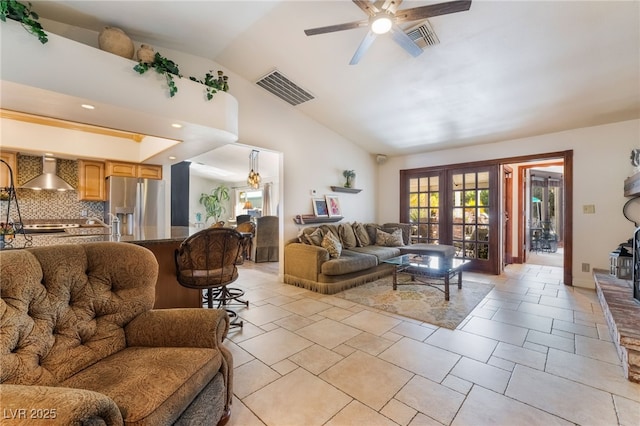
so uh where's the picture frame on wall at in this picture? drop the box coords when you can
[325,195,341,217]
[312,198,329,217]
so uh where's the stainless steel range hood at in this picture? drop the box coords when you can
[20,157,75,191]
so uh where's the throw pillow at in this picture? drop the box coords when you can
[365,224,381,245]
[304,228,324,246]
[321,231,342,258]
[339,223,357,249]
[352,222,370,247]
[375,228,405,247]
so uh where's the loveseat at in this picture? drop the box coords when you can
[0,242,233,425]
[284,222,414,294]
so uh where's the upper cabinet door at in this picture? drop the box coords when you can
[78,160,106,201]
[105,161,162,179]
[0,151,17,188]
[138,164,163,180]
[105,161,137,178]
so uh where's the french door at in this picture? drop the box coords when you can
[401,164,499,274]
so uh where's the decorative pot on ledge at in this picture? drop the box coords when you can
[136,44,155,63]
[98,27,134,59]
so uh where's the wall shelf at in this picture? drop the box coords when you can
[293,215,343,225]
[330,186,361,194]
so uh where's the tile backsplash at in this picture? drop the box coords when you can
[1,154,104,223]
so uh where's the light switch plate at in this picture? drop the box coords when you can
[582,204,596,214]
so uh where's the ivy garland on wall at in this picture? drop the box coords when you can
[133,53,230,100]
[0,0,48,43]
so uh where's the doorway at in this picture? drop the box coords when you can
[401,150,573,285]
[401,164,499,275]
[510,161,565,268]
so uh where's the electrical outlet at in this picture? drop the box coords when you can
[581,263,590,272]
[582,204,596,214]
[81,209,87,217]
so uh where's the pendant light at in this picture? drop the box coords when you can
[247,150,261,189]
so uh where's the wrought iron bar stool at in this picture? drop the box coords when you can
[175,227,248,328]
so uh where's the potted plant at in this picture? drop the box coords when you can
[343,170,356,188]
[0,0,48,43]
[189,70,230,101]
[133,52,182,97]
[199,185,230,224]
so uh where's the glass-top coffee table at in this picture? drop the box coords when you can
[382,254,470,301]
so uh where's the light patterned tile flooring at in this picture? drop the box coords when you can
[226,263,640,426]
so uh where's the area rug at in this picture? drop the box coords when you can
[334,275,494,329]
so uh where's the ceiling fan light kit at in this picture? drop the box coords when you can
[370,14,393,34]
[304,0,472,64]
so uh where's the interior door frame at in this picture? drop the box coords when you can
[503,165,514,266]
[517,160,565,262]
[399,150,573,285]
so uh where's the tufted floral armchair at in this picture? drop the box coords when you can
[0,242,233,425]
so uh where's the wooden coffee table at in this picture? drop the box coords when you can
[382,254,469,301]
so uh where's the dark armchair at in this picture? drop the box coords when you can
[252,215,279,263]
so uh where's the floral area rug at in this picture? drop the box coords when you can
[334,275,494,329]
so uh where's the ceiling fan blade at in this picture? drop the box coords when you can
[390,25,423,57]
[350,31,377,65]
[352,0,380,16]
[395,0,472,23]
[304,19,368,36]
[378,0,403,14]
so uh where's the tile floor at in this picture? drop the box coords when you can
[225,263,640,426]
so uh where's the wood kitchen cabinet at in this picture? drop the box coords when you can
[0,151,17,188]
[138,164,163,179]
[78,160,106,201]
[106,161,162,180]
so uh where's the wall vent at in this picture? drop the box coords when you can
[405,20,440,49]
[255,70,315,106]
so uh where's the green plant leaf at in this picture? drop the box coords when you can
[1,0,48,43]
[199,185,230,222]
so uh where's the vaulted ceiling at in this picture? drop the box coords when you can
[9,1,640,158]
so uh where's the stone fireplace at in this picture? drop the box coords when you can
[593,270,640,383]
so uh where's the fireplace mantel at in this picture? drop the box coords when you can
[624,172,640,197]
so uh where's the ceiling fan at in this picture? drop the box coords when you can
[304,0,472,65]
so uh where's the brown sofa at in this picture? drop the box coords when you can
[0,242,233,425]
[284,222,414,294]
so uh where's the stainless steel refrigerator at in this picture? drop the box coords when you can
[105,176,166,240]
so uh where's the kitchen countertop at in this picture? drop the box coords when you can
[2,225,202,250]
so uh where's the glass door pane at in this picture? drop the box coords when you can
[409,175,440,244]
[451,170,491,262]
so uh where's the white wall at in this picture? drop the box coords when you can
[378,119,640,288]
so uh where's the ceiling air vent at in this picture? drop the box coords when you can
[256,70,314,106]
[405,20,440,49]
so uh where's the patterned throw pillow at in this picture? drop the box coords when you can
[321,231,343,258]
[375,228,405,247]
[352,222,370,247]
[304,228,324,246]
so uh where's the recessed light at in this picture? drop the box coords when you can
[44,152,54,156]
[171,123,182,128]
[169,156,176,160]
[81,104,95,110]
